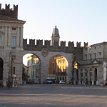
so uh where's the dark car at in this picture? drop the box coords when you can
[44,79,53,84]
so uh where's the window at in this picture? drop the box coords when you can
[12,27,16,30]
[0,26,2,29]
[99,52,101,56]
[85,72,87,77]
[94,53,96,59]
[84,54,87,60]
[81,73,83,77]
[13,67,15,74]
[0,36,3,46]
[11,36,16,48]
[89,54,92,59]
[90,72,92,76]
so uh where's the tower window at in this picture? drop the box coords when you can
[12,27,16,30]
[11,36,16,48]
[0,36,3,46]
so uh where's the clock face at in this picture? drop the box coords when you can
[41,48,49,57]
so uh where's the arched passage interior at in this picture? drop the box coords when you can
[48,55,68,83]
[23,53,41,84]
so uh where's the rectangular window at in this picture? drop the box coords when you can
[11,36,16,48]
[12,27,16,30]
[89,54,92,59]
[84,54,87,60]
[0,26,2,29]
[13,67,15,74]
[0,36,3,46]
[99,52,101,56]
[94,53,96,59]
[81,73,83,77]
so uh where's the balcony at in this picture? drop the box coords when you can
[79,58,107,65]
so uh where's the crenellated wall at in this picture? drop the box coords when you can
[23,39,88,49]
[23,39,87,60]
[0,4,18,19]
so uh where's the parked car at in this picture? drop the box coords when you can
[43,79,53,84]
[59,80,66,84]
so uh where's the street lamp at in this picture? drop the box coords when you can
[7,51,15,87]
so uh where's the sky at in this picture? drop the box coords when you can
[1,0,107,46]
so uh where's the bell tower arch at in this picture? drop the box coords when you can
[51,26,60,46]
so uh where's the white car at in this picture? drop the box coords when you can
[59,80,65,84]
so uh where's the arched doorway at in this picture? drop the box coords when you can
[23,53,41,84]
[72,56,79,85]
[48,55,68,83]
[0,58,3,80]
[94,68,97,85]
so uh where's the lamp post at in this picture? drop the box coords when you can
[7,52,12,87]
[7,52,15,87]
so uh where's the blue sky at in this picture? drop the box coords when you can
[1,0,107,45]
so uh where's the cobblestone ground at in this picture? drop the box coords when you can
[0,85,107,107]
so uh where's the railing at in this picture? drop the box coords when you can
[79,58,107,65]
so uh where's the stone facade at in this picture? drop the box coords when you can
[0,4,25,86]
[79,42,107,85]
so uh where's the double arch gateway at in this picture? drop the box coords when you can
[22,50,73,84]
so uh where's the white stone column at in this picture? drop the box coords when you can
[20,27,23,48]
[103,62,107,84]
[17,27,20,47]
[66,61,72,83]
[83,69,85,85]
[8,26,11,47]
[78,69,81,85]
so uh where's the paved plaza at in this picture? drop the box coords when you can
[0,84,107,107]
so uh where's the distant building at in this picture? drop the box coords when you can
[79,42,107,85]
[27,55,40,83]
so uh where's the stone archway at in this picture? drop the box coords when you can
[23,53,41,84]
[48,55,68,83]
[0,58,3,80]
[94,68,97,85]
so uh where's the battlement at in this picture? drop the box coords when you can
[0,4,18,19]
[23,39,88,52]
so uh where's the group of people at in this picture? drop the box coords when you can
[6,74,17,88]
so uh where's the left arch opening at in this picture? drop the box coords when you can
[23,53,41,84]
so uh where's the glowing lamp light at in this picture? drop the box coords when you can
[74,62,78,70]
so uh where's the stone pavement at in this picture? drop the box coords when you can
[0,84,107,107]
